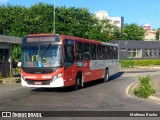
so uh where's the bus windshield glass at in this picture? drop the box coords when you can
[22,44,62,67]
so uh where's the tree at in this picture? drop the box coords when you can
[0,3,116,61]
[113,23,146,40]
[0,3,115,41]
[0,4,28,36]
[89,17,115,42]
[156,28,160,40]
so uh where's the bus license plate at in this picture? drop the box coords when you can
[34,82,42,85]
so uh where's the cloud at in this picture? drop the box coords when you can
[0,0,9,3]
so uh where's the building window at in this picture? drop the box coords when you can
[128,49,142,58]
[121,48,126,51]
[114,20,120,24]
[0,49,9,62]
[144,49,160,58]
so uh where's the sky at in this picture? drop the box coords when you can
[0,0,160,29]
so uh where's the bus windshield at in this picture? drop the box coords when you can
[22,44,62,67]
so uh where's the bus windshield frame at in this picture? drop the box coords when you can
[21,35,62,68]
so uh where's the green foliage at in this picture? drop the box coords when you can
[0,4,28,36]
[156,28,160,40]
[114,23,146,40]
[12,45,21,61]
[0,3,148,61]
[0,3,115,42]
[134,76,155,98]
[119,60,134,68]
[0,3,118,61]
[120,59,160,68]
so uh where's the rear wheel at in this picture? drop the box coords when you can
[103,69,109,82]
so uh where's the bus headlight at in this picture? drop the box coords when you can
[52,73,62,81]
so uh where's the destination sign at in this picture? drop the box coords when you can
[26,36,59,43]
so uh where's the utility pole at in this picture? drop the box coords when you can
[159,30,160,41]
[53,0,55,34]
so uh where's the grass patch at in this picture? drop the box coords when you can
[134,75,155,98]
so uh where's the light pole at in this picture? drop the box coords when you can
[53,0,55,34]
[158,30,160,41]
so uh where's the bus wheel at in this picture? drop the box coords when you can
[74,73,82,90]
[103,69,109,82]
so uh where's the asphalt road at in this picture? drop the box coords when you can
[0,69,160,120]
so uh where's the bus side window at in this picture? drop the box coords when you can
[97,45,103,60]
[109,46,113,59]
[76,42,83,60]
[65,45,74,62]
[83,43,90,60]
[102,45,105,60]
[90,44,96,60]
[104,46,109,59]
[64,39,74,68]
[113,47,117,59]
[116,47,118,59]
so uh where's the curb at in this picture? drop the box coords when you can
[126,81,160,103]
[0,77,21,84]
[126,81,139,98]
[148,96,160,102]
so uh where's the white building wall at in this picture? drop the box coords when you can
[95,10,109,20]
[95,10,124,29]
[108,17,124,29]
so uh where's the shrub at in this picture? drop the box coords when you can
[120,59,160,68]
[134,75,155,98]
[120,60,134,68]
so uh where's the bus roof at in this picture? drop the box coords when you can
[61,35,117,46]
[25,34,117,47]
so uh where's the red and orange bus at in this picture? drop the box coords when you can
[21,34,118,90]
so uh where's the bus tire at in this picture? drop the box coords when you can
[73,73,82,90]
[103,69,109,82]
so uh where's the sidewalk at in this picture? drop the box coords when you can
[148,75,160,102]
[0,77,22,95]
[0,77,20,84]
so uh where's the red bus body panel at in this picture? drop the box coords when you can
[21,34,118,88]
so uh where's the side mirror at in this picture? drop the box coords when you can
[17,62,21,68]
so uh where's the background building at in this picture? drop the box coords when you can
[143,24,157,41]
[95,10,124,29]
[111,40,160,60]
